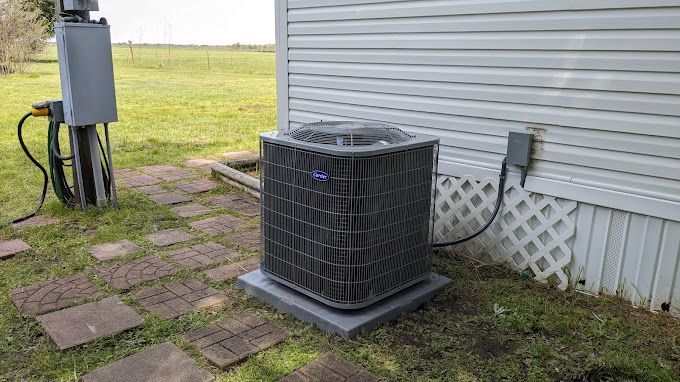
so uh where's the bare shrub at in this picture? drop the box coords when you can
[0,0,48,75]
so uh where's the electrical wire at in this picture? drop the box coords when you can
[48,121,76,207]
[433,158,508,248]
[8,113,49,225]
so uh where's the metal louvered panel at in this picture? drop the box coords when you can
[260,124,439,309]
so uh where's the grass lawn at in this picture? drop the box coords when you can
[0,45,678,382]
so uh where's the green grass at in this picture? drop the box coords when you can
[0,46,678,382]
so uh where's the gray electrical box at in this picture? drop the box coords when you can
[56,22,117,127]
[507,131,534,167]
[62,0,99,11]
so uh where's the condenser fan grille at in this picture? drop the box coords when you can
[289,122,414,146]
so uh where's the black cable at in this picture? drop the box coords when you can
[51,122,75,161]
[9,113,49,225]
[433,158,508,248]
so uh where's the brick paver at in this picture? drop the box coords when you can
[185,313,290,370]
[175,179,218,194]
[204,258,260,282]
[82,342,214,382]
[10,275,101,316]
[279,354,382,382]
[97,256,179,289]
[132,185,167,195]
[133,278,228,319]
[190,215,246,236]
[113,169,143,179]
[37,296,144,351]
[185,159,217,173]
[167,242,240,270]
[140,165,195,181]
[150,193,191,206]
[229,230,261,252]
[89,240,142,261]
[147,229,194,247]
[118,174,162,188]
[12,215,58,230]
[209,195,260,217]
[171,203,215,218]
[0,239,31,260]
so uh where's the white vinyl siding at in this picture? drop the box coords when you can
[277,0,680,222]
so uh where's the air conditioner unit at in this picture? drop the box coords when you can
[260,122,440,309]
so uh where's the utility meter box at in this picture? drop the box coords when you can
[55,22,118,127]
[62,0,99,11]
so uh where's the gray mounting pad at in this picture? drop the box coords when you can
[237,270,451,339]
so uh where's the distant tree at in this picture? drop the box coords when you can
[0,0,49,74]
[26,0,56,34]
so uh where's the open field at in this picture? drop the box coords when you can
[0,45,678,381]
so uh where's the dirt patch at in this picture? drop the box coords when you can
[435,291,484,316]
[471,332,516,360]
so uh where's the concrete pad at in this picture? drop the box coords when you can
[0,239,31,260]
[238,270,451,340]
[147,229,194,247]
[89,240,142,261]
[37,296,144,350]
[12,216,58,230]
[82,342,214,382]
[175,179,218,194]
[171,203,215,218]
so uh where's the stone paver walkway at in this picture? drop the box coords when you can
[204,258,260,282]
[140,165,194,181]
[171,203,214,218]
[134,278,228,319]
[278,354,382,382]
[190,215,246,236]
[82,342,214,382]
[209,195,260,217]
[175,179,218,194]
[185,313,290,370]
[113,169,143,179]
[229,230,261,252]
[97,256,178,289]
[150,193,191,206]
[12,216,58,230]
[132,185,167,195]
[10,275,101,316]
[118,174,163,188]
[0,239,31,260]
[37,296,144,351]
[167,242,240,270]
[89,240,142,261]
[147,229,194,247]
[185,159,217,173]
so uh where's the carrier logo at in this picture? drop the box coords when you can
[311,170,329,182]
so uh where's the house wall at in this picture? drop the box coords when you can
[275,0,680,314]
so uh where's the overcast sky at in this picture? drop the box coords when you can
[90,0,275,45]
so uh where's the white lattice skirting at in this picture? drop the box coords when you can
[434,175,578,290]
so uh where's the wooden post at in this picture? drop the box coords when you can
[206,51,211,71]
[128,41,136,66]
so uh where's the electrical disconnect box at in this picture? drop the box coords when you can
[55,23,118,127]
[507,131,534,187]
[62,0,99,11]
